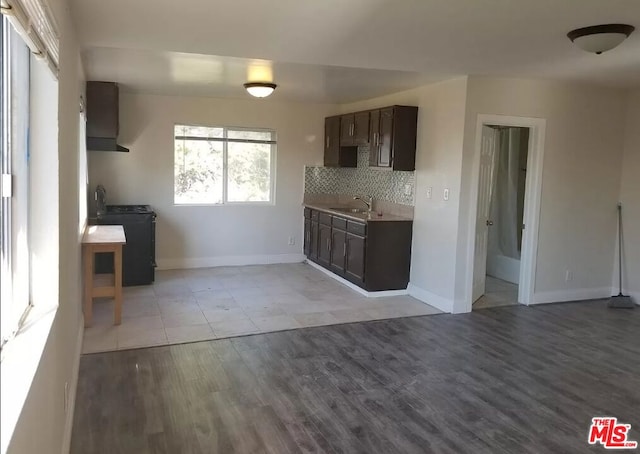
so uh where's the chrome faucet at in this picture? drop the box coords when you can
[353,195,373,212]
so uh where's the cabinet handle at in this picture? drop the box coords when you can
[326,136,330,149]
[351,123,354,136]
[343,243,346,257]
[327,238,331,251]
[378,133,382,146]
[372,132,377,146]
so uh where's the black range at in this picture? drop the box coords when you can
[96,205,156,286]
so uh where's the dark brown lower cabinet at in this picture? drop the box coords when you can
[304,208,412,291]
[330,228,347,274]
[317,223,332,267]
[303,219,319,259]
[304,218,311,256]
[345,233,365,284]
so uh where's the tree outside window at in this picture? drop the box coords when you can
[174,125,275,205]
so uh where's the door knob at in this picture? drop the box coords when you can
[486,220,494,226]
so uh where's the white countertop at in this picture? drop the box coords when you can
[82,225,126,245]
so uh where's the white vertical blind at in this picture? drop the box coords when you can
[0,0,58,76]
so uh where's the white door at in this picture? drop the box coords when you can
[472,126,499,302]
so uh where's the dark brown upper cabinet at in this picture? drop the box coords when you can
[86,81,129,152]
[324,105,417,170]
[324,115,356,167]
[340,114,355,146]
[369,105,417,171]
[340,112,370,147]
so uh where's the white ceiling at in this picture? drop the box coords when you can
[71,0,640,103]
[81,48,442,103]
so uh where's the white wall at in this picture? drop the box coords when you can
[5,0,86,451]
[88,93,335,269]
[340,78,469,312]
[457,77,627,310]
[619,90,640,302]
[342,76,628,313]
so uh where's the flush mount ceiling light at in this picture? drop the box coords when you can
[567,24,635,54]
[244,82,277,98]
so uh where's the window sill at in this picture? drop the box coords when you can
[0,304,58,454]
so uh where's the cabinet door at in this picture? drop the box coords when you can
[378,108,394,167]
[304,218,311,256]
[317,223,332,267]
[345,233,366,283]
[354,111,370,145]
[340,114,355,146]
[330,228,347,273]
[310,220,319,260]
[324,116,341,167]
[369,109,380,166]
[86,82,119,138]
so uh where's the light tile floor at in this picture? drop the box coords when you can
[82,263,442,353]
[473,275,519,310]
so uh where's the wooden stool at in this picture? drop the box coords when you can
[82,225,126,327]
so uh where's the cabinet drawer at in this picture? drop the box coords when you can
[347,221,366,236]
[332,216,347,231]
[310,210,319,221]
[319,212,332,225]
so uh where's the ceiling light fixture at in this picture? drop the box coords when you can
[244,82,277,98]
[567,24,635,54]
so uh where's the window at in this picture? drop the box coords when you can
[1,17,31,347]
[174,125,276,205]
[78,102,87,232]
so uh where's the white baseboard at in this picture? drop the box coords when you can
[407,283,453,313]
[532,287,613,305]
[61,314,84,454]
[305,260,409,298]
[487,254,520,285]
[156,254,306,270]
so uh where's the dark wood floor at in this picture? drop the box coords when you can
[70,300,640,454]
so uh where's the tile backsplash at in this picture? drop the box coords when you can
[304,147,415,206]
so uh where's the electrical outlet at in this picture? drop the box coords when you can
[404,184,412,196]
[443,188,450,201]
[288,236,295,246]
[565,270,572,282]
[426,187,432,199]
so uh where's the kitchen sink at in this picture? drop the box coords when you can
[330,207,369,214]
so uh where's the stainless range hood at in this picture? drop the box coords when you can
[86,81,129,152]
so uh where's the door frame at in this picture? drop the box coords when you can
[466,114,546,308]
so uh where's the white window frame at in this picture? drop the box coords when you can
[173,124,277,206]
[1,16,31,349]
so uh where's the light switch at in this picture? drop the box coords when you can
[443,188,450,201]
[426,187,432,199]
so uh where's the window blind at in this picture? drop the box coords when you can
[0,0,59,76]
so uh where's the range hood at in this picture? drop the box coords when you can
[86,81,129,152]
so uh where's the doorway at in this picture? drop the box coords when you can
[473,126,528,309]
[466,115,546,311]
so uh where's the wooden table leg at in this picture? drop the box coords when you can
[83,245,94,327]
[114,245,123,325]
